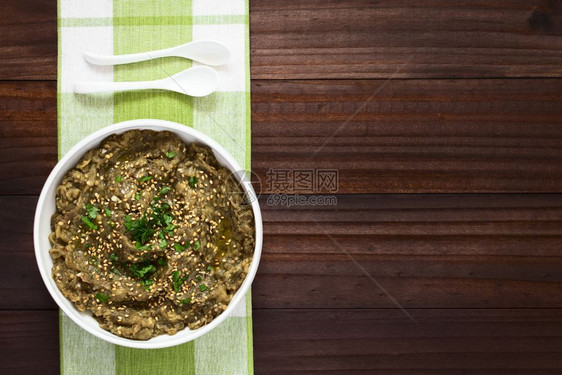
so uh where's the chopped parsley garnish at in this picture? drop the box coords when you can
[112,268,122,275]
[172,271,189,292]
[174,243,185,253]
[188,176,197,188]
[138,176,153,183]
[129,263,156,278]
[104,207,112,217]
[134,193,141,201]
[123,215,133,230]
[180,298,191,304]
[196,275,202,282]
[193,240,200,251]
[150,203,173,228]
[126,260,159,289]
[115,175,122,183]
[134,242,151,251]
[160,186,171,195]
[160,239,168,249]
[157,258,167,266]
[81,215,98,230]
[165,151,177,159]
[124,214,154,245]
[94,293,109,303]
[163,214,173,226]
[123,203,175,246]
[86,204,99,219]
[141,279,153,291]
[199,284,207,291]
[109,253,119,262]
[85,244,92,249]
[151,203,171,224]
[206,265,214,271]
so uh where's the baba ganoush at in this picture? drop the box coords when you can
[49,130,255,340]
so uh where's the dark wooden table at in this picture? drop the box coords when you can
[2,1,562,373]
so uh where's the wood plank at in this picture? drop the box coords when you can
[3,79,562,194]
[0,196,56,309]
[252,79,562,193]
[0,81,57,195]
[0,310,59,375]
[4,194,562,309]
[2,0,562,80]
[0,1,57,80]
[251,0,562,79]
[253,309,562,374]
[3,309,562,374]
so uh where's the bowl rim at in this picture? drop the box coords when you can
[33,119,263,349]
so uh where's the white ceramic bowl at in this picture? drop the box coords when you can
[34,119,263,349]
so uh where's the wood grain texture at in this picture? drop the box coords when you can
[2,309,562,375]
[2,0,562,373]
[0,310,59,375]
[1,79,562,194]
[4,194,561,309]
[2,0,562,80]
[255,193,562,309]
[252,78,562,193]
[0,1,57,80]
[253,309,562,374]
[251,0,562,79]
[0,81,57,194]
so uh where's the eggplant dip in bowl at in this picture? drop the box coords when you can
[48,129,255,341]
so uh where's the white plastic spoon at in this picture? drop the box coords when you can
[73,66,219,97]
[83,40,230,66]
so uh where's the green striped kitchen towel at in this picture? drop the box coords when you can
[57,1,252,374]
